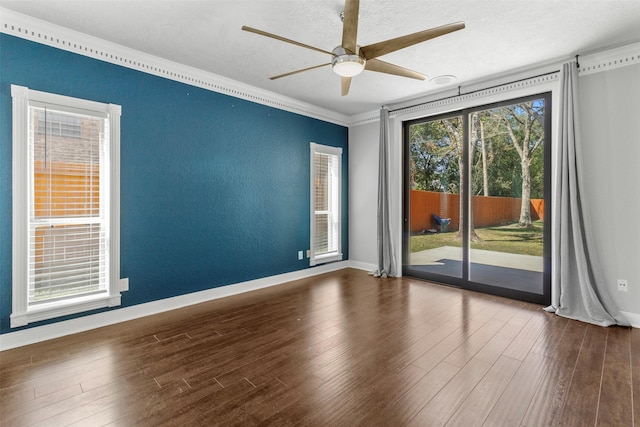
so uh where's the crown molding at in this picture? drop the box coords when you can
[578,41,640,76]
[0,7,351,127]
[355,41,640,125]
[354,59,564,125]
[1,7,638,128]
[392,72,559,119]
[349,110,381,127]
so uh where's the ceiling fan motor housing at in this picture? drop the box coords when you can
[331,46,366,77]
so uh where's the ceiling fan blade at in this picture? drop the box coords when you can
[242,26,334,56]
[341,77,352,96]
[341,0,360,54]
[360,21,465,59]
[269,63,331,80]
[365,59,426,80]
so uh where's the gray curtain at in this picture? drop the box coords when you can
[548,61,628,326]
[373,107,398,278]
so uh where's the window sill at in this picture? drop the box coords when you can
[11,292,121,328]
[310,253,343,267]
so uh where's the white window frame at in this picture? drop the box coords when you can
[310,142,343,266]
[11,85,121,327]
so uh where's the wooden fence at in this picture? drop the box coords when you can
[33,165,100,268]
[410,190,544,233]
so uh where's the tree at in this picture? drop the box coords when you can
[409,120,460,193]
[493,101,545,227]
[408,98,546,234]
[443,116,481,241]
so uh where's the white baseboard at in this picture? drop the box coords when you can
[0,261,350,351]
[9,260,629,351]
[348,260,377,273]
[621,311,640,328]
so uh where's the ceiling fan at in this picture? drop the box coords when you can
[242,0,465,96]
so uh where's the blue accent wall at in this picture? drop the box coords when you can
[0,33,348,335]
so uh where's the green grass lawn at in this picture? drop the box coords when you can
[411,220,544,256]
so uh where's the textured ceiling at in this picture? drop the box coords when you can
[1,0,640,116]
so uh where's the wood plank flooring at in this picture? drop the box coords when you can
[0,268,637,426]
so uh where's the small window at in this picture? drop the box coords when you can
[310,143,342,266]
[37,111,82,139]
[11,85,121,327]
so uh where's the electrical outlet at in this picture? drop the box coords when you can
[119,277,129,292]
[298,250,303,260]
[617,279,628,292]
[306,250,310,258]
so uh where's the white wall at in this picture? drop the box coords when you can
[579,63,640,322]
[348,122,379,269]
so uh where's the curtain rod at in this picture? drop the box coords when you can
[388,68,562,113]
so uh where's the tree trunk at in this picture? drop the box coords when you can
[443,116,481,242]
[456,157,481,241]
[457,146,464,237]
[500,106,537,228]
[463,114,481,241]
[519,158,532,227]
[480,119,489,196]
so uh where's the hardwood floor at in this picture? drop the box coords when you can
[1,268,637,426]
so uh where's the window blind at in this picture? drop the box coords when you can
[28,106,108,304]
[312,145,341,261]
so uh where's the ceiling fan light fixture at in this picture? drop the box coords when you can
[331,47,366,77]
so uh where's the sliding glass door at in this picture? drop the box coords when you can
[403,93,551,305]
[405,113,464,279]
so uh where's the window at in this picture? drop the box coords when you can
[310,143,342,266]
[11,85,121,327]
[37,111,82,139]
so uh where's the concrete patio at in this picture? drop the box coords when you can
[409,246,544,294]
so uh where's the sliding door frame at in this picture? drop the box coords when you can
[402,92,552,305]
